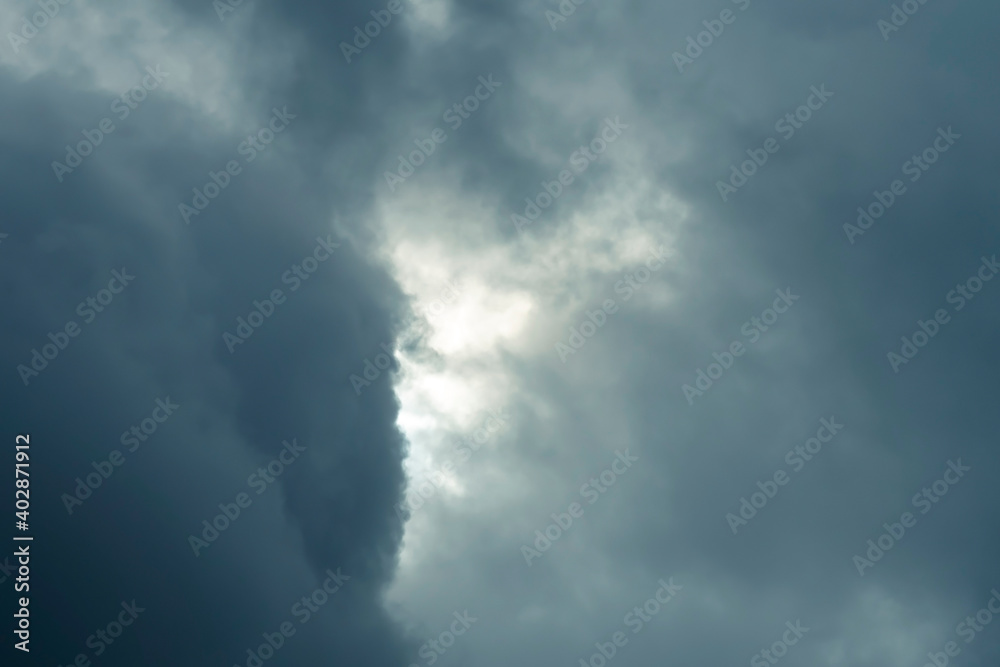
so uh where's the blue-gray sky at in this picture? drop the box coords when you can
[2,0,999,666]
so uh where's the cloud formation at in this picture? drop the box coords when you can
[2,0,999,666]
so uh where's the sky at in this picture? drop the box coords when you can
[2,0,999,666]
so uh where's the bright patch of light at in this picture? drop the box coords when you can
[375,132,689,580]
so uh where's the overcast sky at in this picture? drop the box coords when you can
[2,0,1000,666]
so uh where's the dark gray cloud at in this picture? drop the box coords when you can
[0,18,415,662]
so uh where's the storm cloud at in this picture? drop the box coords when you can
[2,0,999,666]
